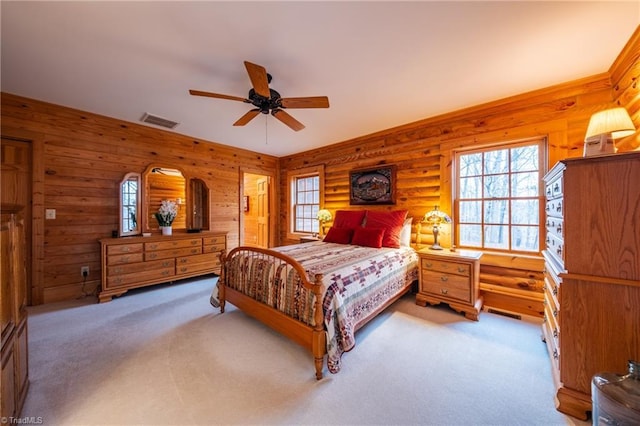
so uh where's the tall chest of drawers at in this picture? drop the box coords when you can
[542,152,640,420]
[99,231,226,303]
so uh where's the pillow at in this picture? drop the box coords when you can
[333,210,366,229]
[351,227,384,248]
[399,217,413,247]
[364,210,409,248]
[323,227,354,244]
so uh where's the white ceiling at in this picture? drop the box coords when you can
[2,1,638,157]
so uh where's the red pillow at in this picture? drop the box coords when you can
[323,227,353,244]
[351,227,384,248]
[333,210,366,229]
[364,210,408,248]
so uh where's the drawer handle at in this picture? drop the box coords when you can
[556,247,562,256]
[552,349,558,360]
[440,288,448,295]
[114,277,122,284]
[163,261,171,267]
[553,328,558,338]
[440,276,448,282]
[457,266,465,273]
[180,258,188,263]
[556,225,562,233]
[190,249,198,254]
[553,183,559,192]
[425,262,433,268]
[180,267,188,273]
[122,247,131,252]
[553,309,558,318]
[191,240,199,245]
[162,270,170,276]
[114,268,123,274]
[149,253,157,259]
[556,203,562,213]
[552,287,557,296]
[149,244,158,249]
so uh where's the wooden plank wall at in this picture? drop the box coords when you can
[1,94,278,304]
[278,28,639,317]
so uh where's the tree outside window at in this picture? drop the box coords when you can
[456,140,544,253]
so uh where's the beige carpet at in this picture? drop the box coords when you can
[23,276,588,425]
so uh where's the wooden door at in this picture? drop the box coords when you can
[1,138,32,305]
[256,177,269,248]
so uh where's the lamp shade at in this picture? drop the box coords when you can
[423,206,451,225]
[316,209,332,222]
[585,107,636,140]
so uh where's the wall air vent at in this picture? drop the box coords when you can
[140,112,179,129]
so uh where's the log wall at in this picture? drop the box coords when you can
[1,27,637,309]
[1,95,278,304]
[278,27,639,317]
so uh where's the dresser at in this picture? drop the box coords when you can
[99,231,226,303]
[541,152,640,420]
[1,204,29,419]
[416,249,483,321]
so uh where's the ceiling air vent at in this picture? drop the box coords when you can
[140,112,179,129]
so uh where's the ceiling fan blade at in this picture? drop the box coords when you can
[189,90,248,103]
[233,109,261,126]
[280,96,330,109]
[271,109,305,131]
[244,61,271,98]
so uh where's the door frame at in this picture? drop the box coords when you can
[239,167,277,248]
[1,125,45,305]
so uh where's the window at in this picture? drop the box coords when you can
[287,165,324,237]
[455,139,545,253]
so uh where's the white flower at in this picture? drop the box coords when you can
[156,200,178,227]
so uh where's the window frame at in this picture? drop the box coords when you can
[286,165,325,240]
[453,137,547,255]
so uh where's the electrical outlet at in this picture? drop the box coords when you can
[81,266,89,277]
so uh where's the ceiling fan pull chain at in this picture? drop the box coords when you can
[265,114,268,145]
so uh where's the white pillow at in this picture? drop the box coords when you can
[399,217,413,247]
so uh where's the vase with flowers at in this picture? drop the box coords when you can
[155,200,178,236]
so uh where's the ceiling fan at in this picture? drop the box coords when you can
[189,61,329,131]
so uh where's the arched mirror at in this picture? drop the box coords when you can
[142,166,187,232]
[189,178,209,230]
[119,172,141,236]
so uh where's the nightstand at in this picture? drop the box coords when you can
[416,248,483,321]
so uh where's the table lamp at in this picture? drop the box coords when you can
[423,206,451,250]
[316,209,332,237]
[584,107,636,156]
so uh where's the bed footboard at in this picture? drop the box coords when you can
[218,246,326,379]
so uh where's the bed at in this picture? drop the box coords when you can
[210,209,419,379]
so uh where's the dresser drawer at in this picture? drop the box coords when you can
[107,243,143,255]
[107,252,144,266]
[176,253,220,274]
[421,258,470,276]
[202,243,225,254]
[106,266,175,289]
[203,235,226,246]
[145,238,201,251]
[545,175,563,200]
[420,270,471,303]
[545,199,563,219]
[145,246,202,260]
[545,217,563,241]
[108,258,175,276]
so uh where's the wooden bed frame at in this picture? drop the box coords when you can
[217,246,413,379]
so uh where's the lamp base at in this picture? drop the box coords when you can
[429,244,444,250]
